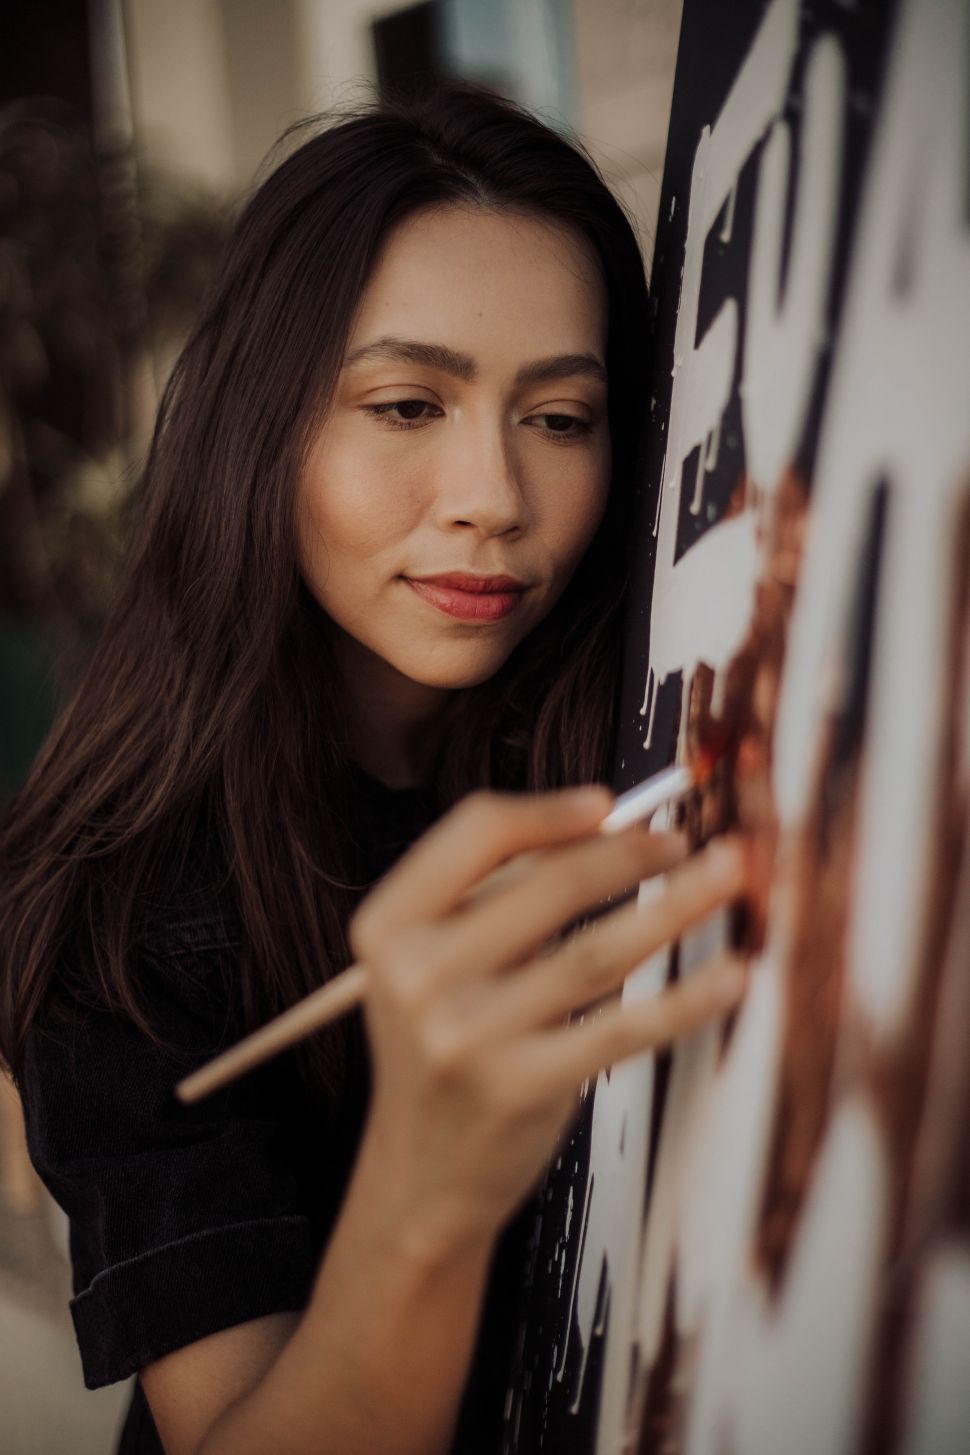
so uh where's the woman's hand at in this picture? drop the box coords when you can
[156,792,748,1455]
[349,787,749,1254]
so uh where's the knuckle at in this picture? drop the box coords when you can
[385,967,431,1015]
[349,900,384,961]
[567,933,612,995]
[366,928,436,1003]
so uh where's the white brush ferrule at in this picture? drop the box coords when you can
[599,764,695,835]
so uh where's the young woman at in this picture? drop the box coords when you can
[0,83,748,1455]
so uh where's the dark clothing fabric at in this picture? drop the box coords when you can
[20,767,530,1454]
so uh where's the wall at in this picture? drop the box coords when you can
[572,0,683,269]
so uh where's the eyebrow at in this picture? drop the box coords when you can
[342,336,608,389]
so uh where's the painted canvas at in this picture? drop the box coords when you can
[502,2,970,1452]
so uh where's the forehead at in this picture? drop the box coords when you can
[347,204,608,359]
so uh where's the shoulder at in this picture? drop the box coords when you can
[34,804,245,1057]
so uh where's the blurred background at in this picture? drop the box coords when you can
[0,1,682,1449]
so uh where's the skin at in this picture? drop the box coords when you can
[141,204,750,1455]
[298,204,612,786]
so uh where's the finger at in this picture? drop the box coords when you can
[437,833,745,984]
[350,786,612,954]
[461,871,707,1039]
[462,829,687,908]
[511,955,748,1100]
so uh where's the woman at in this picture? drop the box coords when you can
[0,82,748,1455]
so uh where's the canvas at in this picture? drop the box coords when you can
[503,2,970,1451]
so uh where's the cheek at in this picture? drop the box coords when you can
[548,443,611,567]
[298,447,418,571]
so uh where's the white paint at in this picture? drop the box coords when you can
[556,6,970,1453]
[590,879,721,1455]
[740,35,846,493]
[637,1063,888,1455]
[554,876,735,1450]
[676,949,783,1338]
[633,928,782,1422]
[718,181,737,246]
[898,1249,970,1455]
[558,887,669,1426]
[555,1064,621,1408]
[639,0,799,749]
[715,1100,888,1455]
[635,908,733,1368]
[773,0,970,1036]
[631,914,893,1455]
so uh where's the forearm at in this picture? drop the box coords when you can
[197,1136,497,1455]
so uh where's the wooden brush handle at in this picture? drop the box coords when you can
[176,963,367,1103]
[175,856,541,1103]
[175,764,701,1104]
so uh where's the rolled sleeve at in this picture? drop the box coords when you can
[20,935,324,1388]
[69,1214,315,1387]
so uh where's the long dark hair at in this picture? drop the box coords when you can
[0,81,651,1102]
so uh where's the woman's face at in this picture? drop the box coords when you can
[298,204,611,697]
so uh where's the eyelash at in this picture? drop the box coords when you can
[361,399,594,443]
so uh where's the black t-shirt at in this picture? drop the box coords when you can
[20,767,532,1453]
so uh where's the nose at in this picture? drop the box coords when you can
[430,413,526,538]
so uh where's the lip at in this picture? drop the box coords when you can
[403,573,528,622]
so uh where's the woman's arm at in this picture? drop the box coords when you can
[142,788,749,1455]
[142,1143,496,1455]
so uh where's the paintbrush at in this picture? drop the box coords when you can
[175,754,715,1104]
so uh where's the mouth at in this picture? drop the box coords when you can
[403,573,529,623]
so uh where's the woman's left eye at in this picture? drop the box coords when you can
[362,399,440,429]
[529,413,593,441]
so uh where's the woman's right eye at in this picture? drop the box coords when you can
[361,400,441,430]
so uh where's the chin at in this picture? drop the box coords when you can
[407,664,508,691]
[396,643,516,691]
